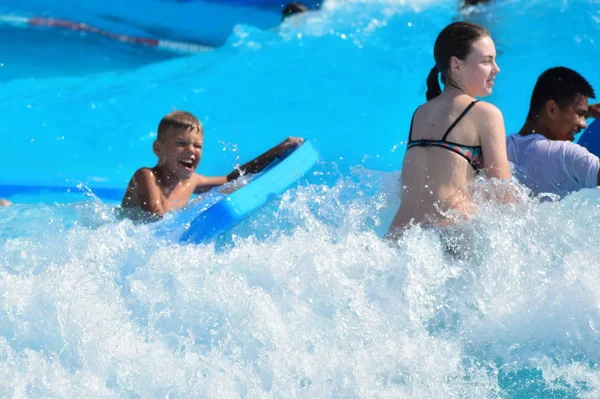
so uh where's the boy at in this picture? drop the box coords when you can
[121,111,303,219]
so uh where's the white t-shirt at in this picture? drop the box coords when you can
[506,133,599,197]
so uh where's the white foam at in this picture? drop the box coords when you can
[1,171,600,396]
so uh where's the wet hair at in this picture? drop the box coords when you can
[527,66,596,120]
[157,111,202,142]
[282,2,308,20]
[426,22,490,101]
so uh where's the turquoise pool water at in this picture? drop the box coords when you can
[1,0,600,397]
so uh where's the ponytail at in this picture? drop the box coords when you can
[426,66,442,101]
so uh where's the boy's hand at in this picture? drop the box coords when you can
[278,137,304,153]
[231,137,306,180]
[587,103,600,119]
[0,199,12,206]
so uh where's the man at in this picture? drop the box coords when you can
[506,66,600,198]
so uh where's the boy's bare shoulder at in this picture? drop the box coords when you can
[132,167,155,180]
[122,167,162,208]
[124,168,158,197]
[128,167,159,187]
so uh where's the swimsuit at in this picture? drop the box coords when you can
[407,100,484,171]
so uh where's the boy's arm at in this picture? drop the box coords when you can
[193,175,229,194]
[193,137,304,194]
[226,137,304,181]
[0,199,11,206]
[126,168,167,216]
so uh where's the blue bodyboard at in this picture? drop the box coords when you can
[178,141,319,244]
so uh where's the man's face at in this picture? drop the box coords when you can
[548,95,589,141]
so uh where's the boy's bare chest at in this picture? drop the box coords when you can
[160,182,195,210]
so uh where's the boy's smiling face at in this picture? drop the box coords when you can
[153,126,203,180]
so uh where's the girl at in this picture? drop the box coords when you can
[388,22,510,238]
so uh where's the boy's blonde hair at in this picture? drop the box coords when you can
[157,111,202,142]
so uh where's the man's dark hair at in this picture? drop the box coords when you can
[527,67,596,119]
[282,2,308,20]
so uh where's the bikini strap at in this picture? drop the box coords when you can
[441,100,479,141]
[408,106,420,142]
